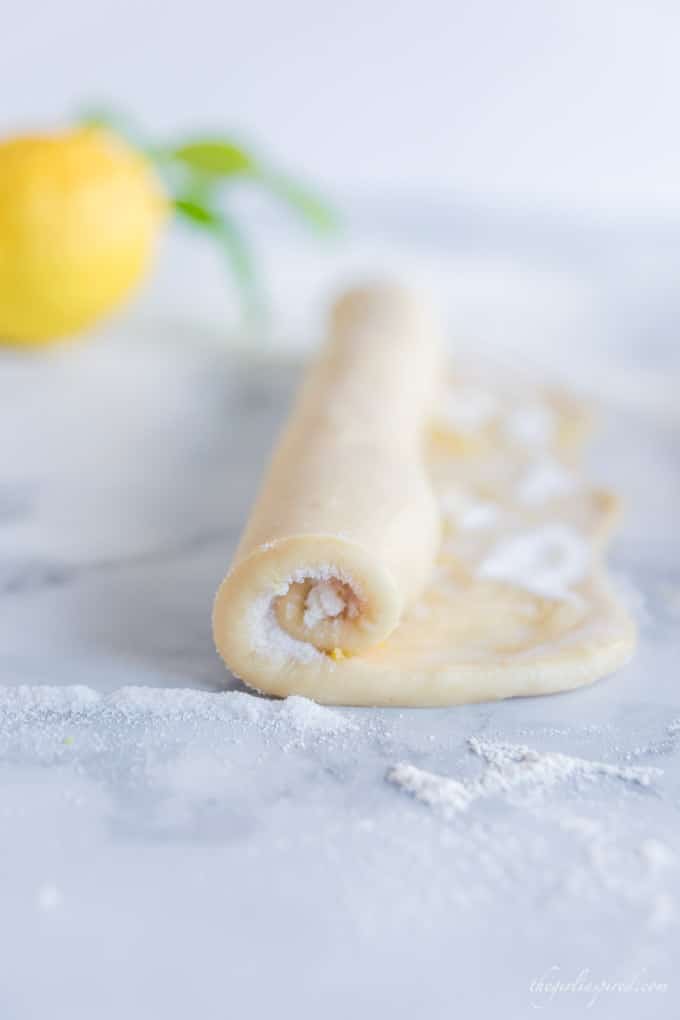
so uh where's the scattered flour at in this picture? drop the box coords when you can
[1,682,677,939]
[279,695,353,736]
[502,403,556,447]
[0,684,102,717]
[516,459,577,505]
[0,684,354,746]
[622,718,680,761]
[387,762,472,813]
[387,737,661,817]
[478,523,590,599]
[387,737,674,929]
[460,502,501,530]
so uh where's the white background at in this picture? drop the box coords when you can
[5,0,680,216]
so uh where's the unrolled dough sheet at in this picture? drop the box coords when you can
[213,284,636,706]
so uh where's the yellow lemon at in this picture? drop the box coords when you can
[0,127,166,345]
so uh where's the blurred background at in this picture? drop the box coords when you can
[4,0,680,395]
[6,0,680,213]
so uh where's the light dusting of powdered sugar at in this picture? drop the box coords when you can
[387,737,661,817]
[247,563,360,664]
[460,501,502,530]
[502,403,556,447]
[477,523,590,599]
[387,762,473,813]
[516,458,577,505]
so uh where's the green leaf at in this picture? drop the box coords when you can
[174,197,261,317]
[173,196,220,227]
[172,139,256,177]
[262,172,340,234]
[213,211,261,313]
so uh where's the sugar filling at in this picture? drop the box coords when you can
[247,565,362,665]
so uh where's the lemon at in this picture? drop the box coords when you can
[0,127,166,345]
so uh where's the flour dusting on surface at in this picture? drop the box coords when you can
[387,737,661,817]
[0,681,677,948]
[386,735,673,929]
[0,684,355,747]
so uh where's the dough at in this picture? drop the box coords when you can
[213,284,636,706]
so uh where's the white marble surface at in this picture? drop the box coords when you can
[1,224,679,1019]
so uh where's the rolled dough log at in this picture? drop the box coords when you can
[213,284,636,706]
